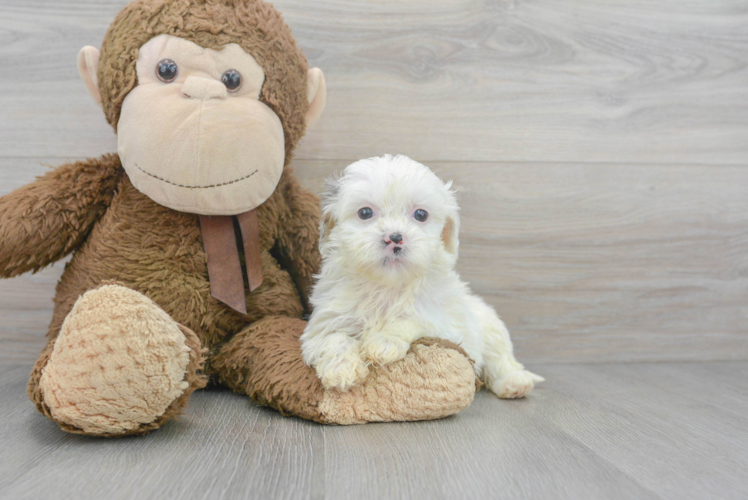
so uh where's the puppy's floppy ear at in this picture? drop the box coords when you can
[319,176,341,250]
[441,216,459,255]
[320,212,336,247]
[440,180,460,254]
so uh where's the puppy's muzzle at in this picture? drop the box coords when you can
[386,233,403,244]
[384,233,404,255]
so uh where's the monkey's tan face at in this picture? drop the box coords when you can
[116,35,285,215]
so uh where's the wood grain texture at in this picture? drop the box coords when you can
[2,158,747,364]
[298,160,748,363]
[0,0,747,163]
[1,361,747,499]
[1,0,747,364]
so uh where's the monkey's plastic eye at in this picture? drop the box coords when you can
[358,207,374,220]
[156,59,179,83]
[414,209,429,222]
[221,69,243,92]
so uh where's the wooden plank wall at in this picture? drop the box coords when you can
[1,0,746,364]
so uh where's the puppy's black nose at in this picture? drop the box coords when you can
[388,233,403,244]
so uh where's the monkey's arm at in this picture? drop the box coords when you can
[274,170,321,314]
[0,154,122,278]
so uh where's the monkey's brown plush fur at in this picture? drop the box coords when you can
[0,0,476,436]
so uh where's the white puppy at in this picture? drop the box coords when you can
[300,155,543,398]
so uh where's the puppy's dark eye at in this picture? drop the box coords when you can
[156,59,178,83]
[414,209,429,222]
[358,207,374,220]
[221,69,243,92]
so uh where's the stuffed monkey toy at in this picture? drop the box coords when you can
[0,0,477,436]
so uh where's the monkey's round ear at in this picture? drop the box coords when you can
[77,46,102,107]
[306,68,326,128]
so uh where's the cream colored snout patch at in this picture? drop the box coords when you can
[182,76,228,100]
[116,35,285,216]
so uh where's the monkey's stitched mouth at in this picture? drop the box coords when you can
[134,163,259,189]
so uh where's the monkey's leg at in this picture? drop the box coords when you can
[27,285,206,437]
[212,316,478,424]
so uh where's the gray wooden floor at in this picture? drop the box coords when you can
[0,361,746,500]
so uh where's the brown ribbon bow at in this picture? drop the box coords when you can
[199,209,263,314]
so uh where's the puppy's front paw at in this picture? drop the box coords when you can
[492,370,539,399]
[361,335,411,366]
[316,355,369,392]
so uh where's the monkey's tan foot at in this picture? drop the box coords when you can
[321,338,478,424]
[213,317,477,425]
[491,370,543,399]
[33,285,206,436]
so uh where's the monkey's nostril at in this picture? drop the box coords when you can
[389,233,403,244]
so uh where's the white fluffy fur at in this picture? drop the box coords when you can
[300,155,543,398]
